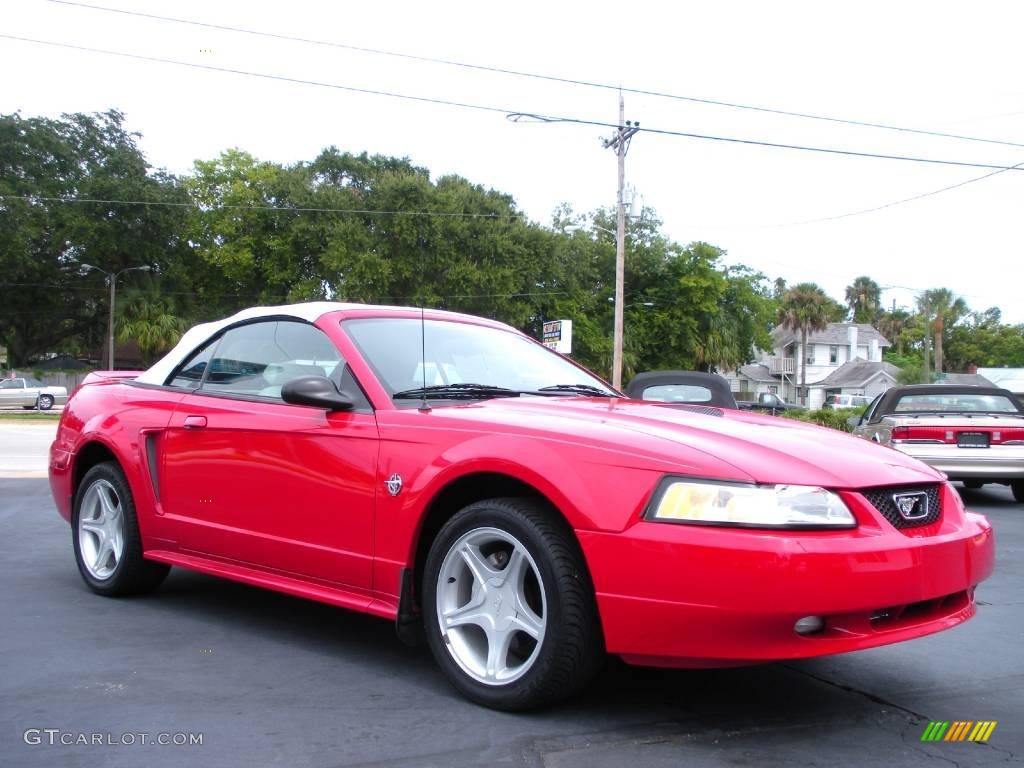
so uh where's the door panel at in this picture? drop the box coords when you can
[162,394,378,590]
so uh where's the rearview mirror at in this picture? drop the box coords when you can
[281,376,354,411]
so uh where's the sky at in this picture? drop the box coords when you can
[4,0,1024,322]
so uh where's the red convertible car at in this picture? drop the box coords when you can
[49,303,994,710]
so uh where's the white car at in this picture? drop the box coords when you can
[824,393,872,410]
[0,377,68,410]
[849,384,1024,502]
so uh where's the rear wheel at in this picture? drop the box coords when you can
[422,497,604,710]
[1012,480,1024,504]
[37,394,54,410]
[72,462,169,596]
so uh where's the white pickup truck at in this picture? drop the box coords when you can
[0,377,69,410]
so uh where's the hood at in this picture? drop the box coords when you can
[425,397,942,489]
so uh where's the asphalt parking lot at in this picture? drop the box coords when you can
[0,430,1020,766]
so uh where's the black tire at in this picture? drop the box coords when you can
[963,480,983,490]
[422,497,604,710]
[72,461,170,596]
[1012,480,1024,504]
[37,394,54,410]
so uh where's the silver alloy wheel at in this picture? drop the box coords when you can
[436,527,547,686]
[38,395,54,410]
[78,479,126,580]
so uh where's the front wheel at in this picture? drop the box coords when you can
[72,462,169,595]
[422,497,604,710]
[1012,480,1024,504]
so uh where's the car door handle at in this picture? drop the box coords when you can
[183,415,207,430]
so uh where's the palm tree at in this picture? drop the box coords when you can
[922,288,968,373]
[876,308,910,354]
[116,292,188,367]
[777,283,836,405]
[845,276,882,324]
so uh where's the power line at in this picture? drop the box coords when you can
[0,194,525,219]
[782,160,1024,226]
[699,158,1024,231]
[5,33,1024,176]
[46,0,1024,151]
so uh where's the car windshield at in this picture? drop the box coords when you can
[344,317,616,403]
[892,393,1021,414]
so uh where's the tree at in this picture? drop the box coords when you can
[845,276,882,324]
[876,308,911,355]
[0,110,187,365]
[945,308,1024,371]
[921,288,968,373]
[115,280,189,366]
[777,283,838,404]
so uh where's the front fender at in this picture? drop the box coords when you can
[375,430,665,577]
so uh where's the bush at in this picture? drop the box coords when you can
[782,406,866,433]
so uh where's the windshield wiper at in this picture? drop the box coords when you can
[536,383,619,397]
[392,383,522,400]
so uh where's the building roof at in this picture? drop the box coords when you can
[736,363,776,383]
[935,372,996,387]
[977,368,1024,394]
[816,359,899,388]
[773,322,890,348]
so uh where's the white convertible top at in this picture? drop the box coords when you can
[134,301,509,386]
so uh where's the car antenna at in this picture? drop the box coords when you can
[418,305,431,413]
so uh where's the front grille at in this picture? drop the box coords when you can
[862,484,942,529]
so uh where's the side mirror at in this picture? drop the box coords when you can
[847,416,862,428]
[281,376,354,412]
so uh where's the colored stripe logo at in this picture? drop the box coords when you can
[921,721,997,742]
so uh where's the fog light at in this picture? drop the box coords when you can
[794,615,825,635]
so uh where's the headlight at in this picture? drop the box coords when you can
[645,477,856,529]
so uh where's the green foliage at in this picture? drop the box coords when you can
[945,308,1024,369]
[0,110,188,366]
[4,111,1019,383]
[845,276,882,324]
[782,407,865,432]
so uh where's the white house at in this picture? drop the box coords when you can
[723,323,897,409]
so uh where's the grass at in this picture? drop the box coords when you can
[0,410,62,422]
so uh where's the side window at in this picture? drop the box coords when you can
[169,342,217,390]
[862,393,883,423]
[200,321,343,401]
[0,379,21,389]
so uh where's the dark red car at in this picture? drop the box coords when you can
[49,303,995,710]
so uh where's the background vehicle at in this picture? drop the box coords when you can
[849,384,1024,502]
[824,394,871,410]
[0,376,68,409]
[736,392,804,414]
[624,371,738,409]
[49,303,994,710]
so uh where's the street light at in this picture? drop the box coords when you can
[80,264,152,370]
[607,298,654,309]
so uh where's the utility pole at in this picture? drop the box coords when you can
[80,264,151,369]
[602,92,639,391]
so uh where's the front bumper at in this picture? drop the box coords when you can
[893,443,1024,479]
[577,485,994,667]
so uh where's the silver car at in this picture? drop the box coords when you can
[849,384,1024,503]
[0,377,68,410]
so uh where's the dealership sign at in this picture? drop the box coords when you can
[542,319,573,354]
